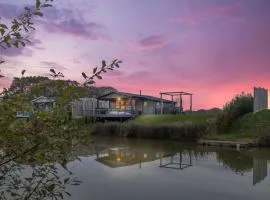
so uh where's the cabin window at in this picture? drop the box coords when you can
[144,101,148,107]
[116,97,121,109]
[121,100,126,109]
[131,99,136,106]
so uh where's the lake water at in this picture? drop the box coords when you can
[64,137,270,200]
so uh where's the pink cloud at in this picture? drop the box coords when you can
[41,20,110,41]
[204,6,234,16]
[137,35,168,50]
[171,5,242,28]
[170,17,197,26]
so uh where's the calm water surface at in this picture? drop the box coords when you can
[65,137,270,200]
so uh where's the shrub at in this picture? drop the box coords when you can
[216,93,253,133]
[258,132,270,147]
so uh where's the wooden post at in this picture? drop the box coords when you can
[171,95,174,114]
[190,94,193,113]
[179,95,181,114]
[160,93,163,115]
[141,99,144,115]
[179,152,182,169]
[180,95,183,113]
[159,152,162,167]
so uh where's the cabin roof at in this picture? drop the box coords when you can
[31,96,55,104]
[99,91,172,103]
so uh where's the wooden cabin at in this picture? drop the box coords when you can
[31,96,56,110]
[98,91,173,115]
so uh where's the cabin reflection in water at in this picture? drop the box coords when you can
[96,147,162,168]
[95,147,192,170]
[253,159,268,185]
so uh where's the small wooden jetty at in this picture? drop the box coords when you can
[198,139,256,148]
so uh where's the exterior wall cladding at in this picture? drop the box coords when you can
[254,87,268,113]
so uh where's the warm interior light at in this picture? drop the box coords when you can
[117,157,121,162]
[144,153,148,158]
[117,97,121,101]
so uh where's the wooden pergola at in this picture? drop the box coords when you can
[160,91,193,114]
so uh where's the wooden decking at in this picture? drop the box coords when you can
[197,139,256,148]
[94,108,137,120]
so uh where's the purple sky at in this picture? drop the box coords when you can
[1,0,270,109]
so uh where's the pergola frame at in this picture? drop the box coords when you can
[160,91,193,114]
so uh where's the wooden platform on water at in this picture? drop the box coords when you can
[197,139,256,148]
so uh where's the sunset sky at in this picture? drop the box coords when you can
[0,0,270,109]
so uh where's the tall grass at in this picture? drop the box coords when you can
[216,93,253,133]
[93,122,208,141]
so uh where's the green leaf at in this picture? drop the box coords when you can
[0,24,8,29]
[87,80,95,85]
[4,35,11,42]
[36,0,41,9]
[112,59,117,64]
[65,191,71,196]
[33,11,44,17]
[0,28,5,36]
[41,4,53,8]
[22,70,26,76]
[50,69,56,74]
[64,177,70,184]
[93,67,98,74]
[82,72,88,79]
[13,41,19,48]
[102,60,106,68]
[20,41,26,47]
[47,184,55,192]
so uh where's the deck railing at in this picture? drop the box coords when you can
[75,108,137,118]
[95,108,137,118]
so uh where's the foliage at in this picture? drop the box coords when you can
[50,69,64,79]
[0,63,121,198]
[209,110,270,144]
[7,76,117,101]
[82,59,122,86]
[216,93,253,133]
[93,122,208,140]
[0,161,78,200]
[0,0,124,197]
[0,92,88,199]
[216,150,253,174]
[0,0,54,64]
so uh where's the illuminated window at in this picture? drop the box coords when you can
[116,97,121,109]
[144,101,148,107]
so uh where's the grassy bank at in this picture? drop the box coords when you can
[208,110,270,145]
[93,114,216,141]
[92,111,270,146]
[134,114,215,125]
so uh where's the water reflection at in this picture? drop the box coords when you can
[96,147,163,168]
[253,159,267,185]
[79,138,270,186]
[1,138,270,200]
[159,151,192,170]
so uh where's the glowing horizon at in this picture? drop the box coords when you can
[1,0,270,109]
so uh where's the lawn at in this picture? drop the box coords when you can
[134,114,215,126]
